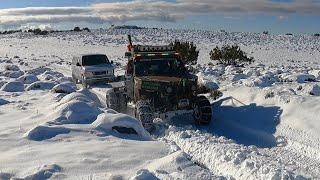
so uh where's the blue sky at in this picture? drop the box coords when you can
[0,0,319,34]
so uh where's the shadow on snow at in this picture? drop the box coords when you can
[206,97,283,148]
[170,97,283,148]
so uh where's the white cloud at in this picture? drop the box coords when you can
[0,0,319,27]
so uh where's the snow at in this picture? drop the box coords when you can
[51,82,76,94]
[1,80,24,92]
[92,112,151,140]
[1,29,320,179]
[25,81,56,91]
[18,74,39,84]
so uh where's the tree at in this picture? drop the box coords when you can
[83,27,91,32]
[209,45,254,66]
[169,40,199,65]
[73,27,81,32]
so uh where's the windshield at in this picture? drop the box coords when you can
[134,58,186,77]
[82,55,109,66]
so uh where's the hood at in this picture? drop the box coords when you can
[83,64,114,72]
[137,76,182,83]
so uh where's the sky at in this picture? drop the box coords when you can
[0,0,319,34]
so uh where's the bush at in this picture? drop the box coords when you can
[83,27,91,32]
[169,40,199,65]
[73,27,81,32]
[209,45,254,66]
[263,31,269,35]
[314,33,320,37]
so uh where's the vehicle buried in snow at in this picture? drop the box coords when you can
[71,54,115,88]
[106,35,212,131]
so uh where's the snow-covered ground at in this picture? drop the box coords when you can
[1,29,320,179]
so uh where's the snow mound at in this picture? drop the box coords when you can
[1,70,24,78]
[38,70,64,81]
[230,73,247,82]
[58,89,101,107]
[50,100,101,125]
[303,84,320,96]
[281,73,316,83]
[92,113,151,140]
[51,82,76,94]
[308,69,320,79]
[18,74,39,84]
[146,151,213,179]
[1,81,24,92]
[0,98,10,105]
[20,164,62,180]
[25,125,70,141]
[26,81,56,91]
[198,73,219,90]
[129,169,158,180]
[3,64,20,71]
[0,172,12,180]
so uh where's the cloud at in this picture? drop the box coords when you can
[0,0,319,27]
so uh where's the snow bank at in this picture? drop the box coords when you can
[146,150,214,179]
[25,125,70,141]
[281,73,316,83]
[165,127,306,180]
[38,70,64,81]
[51,82,76,94]
[92,112,151,140]
[0,98,10,105]
[1,81,24,92]
[18,74,39,84]
[4,64,20,71]
[50,99,101,124]
[303,84,320,96]
[26,81,56,91]
[19,164,62,179]
[129,169,158,180]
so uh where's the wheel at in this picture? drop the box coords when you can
[135,101,155,132]
[106,90,127,113]
[193,96,212,125]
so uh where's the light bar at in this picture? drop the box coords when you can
[135,45,174,52]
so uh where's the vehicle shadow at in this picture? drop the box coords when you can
[203,97,283,148]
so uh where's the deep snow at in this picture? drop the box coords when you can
[1,29,320,179]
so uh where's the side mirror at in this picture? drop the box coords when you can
[111,60,114,64]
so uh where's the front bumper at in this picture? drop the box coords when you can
[84,76,115,83]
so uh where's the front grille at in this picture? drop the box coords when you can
[93,71,106,75]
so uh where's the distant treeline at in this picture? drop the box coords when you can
[0,26,91,35]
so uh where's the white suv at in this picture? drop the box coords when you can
[71,54,115,88]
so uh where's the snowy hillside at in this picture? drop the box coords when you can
[1,29,320,179]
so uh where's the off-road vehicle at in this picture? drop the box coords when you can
[72,54,115,88]
[106,35,212,130]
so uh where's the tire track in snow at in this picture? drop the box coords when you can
[163,126,312,180]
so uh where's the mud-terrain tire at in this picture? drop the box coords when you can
[135,101,154,132]
[106,90,127,113]
[193,96,212,125]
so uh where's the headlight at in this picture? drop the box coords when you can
[84,71,94,77]
[166,87,173,93]
[191,85,196,91]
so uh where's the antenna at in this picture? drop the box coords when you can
[128,35,133,47]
